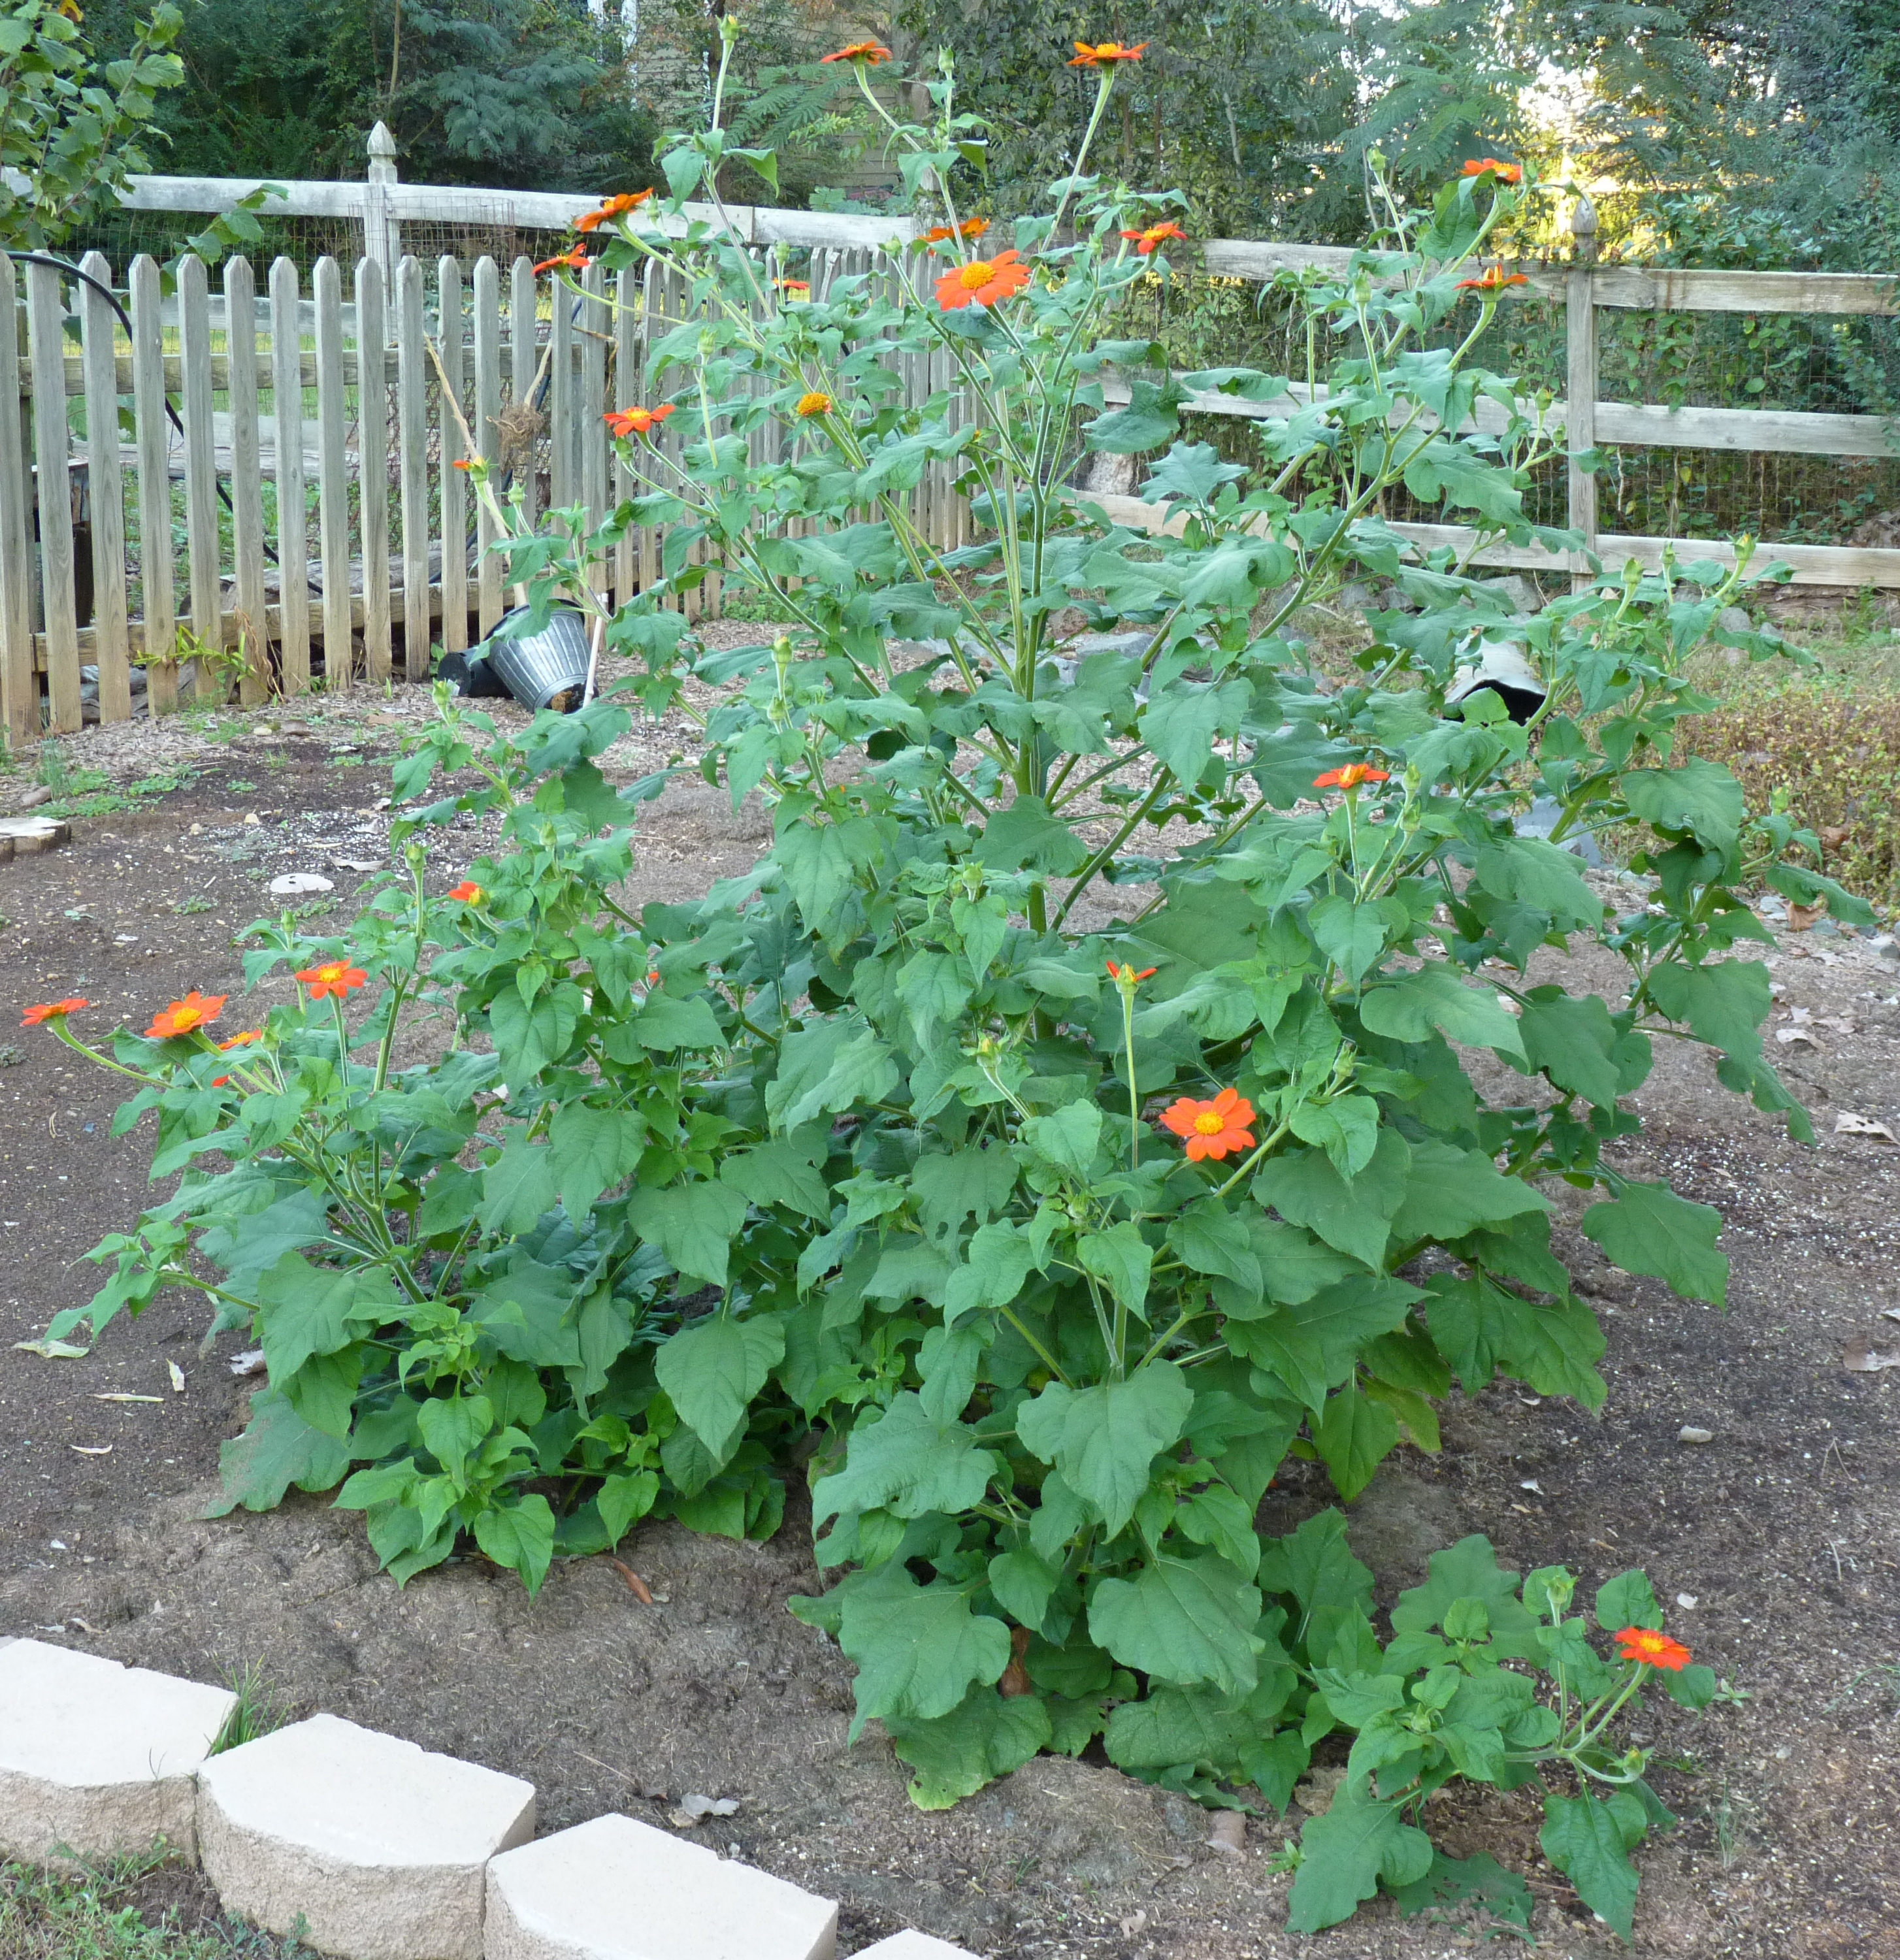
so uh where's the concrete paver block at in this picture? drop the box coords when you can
[198,1713,535,1960]
[483,1812,837,1960]
[0,1637,236,1863]
[852,1936,979,1960]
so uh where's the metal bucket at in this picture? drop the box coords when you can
[478,606,594,713]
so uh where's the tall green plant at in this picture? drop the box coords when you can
[48,29,1839,1936]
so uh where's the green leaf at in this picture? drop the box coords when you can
[974,795,1090,875]
[653,1313,785,1458]
[835,1563,1013,1733]
[1518,991,1636,1109]
[1582,1181,1726,1306]
[1359,962,1526,1061]
[1392,1535,1545,1661]
[255,1253,397,1382]
[1313,1386,1400,1501]
[1424,1273,1606,1406]
[547,1103,644,1218]
[1254,1130,1410,1271]
[487,983,580,1081]
[1540,1793,1640,1940]
[627,994,724,1051]
[916,1322,986,1425]
[719,1134,831,1219]
[910,1146,1017,1243]
[1077,1220,1154,1317]
[1104,1684,1259,1776]
[1388,1850,1535,1932]
[1594,1569,1663,1633]
[987,1547,1061,1629]
[478,1132,561,1235]
[1022,1100,1104,1176]
[885,1688,1052,1809]
[812,1394,998,1523]
[1016,1364,1193,1537]
[472,1494,556,1595]
[1168,1200,1262,1297]
[1309,892,1401,983]
[627,1179,751,1288]
[1087,1552,1262,1697]
[1389,1140,1551,1245]
[1177,1483,1261,1578]
[1288,1786,1434,1933]
[1085,378,1179,453]
[1622,758,1744,853]
[766,1014,898,1133]
[1645,958,1770,1065]
[206,1386,351,1516]
[1257,1509,1373,1662]
[943,1220,1038,1324]
[282,1345,363,1441]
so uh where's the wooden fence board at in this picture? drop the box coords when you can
[438,257,469,652]
[27,262,81,732]
[222,256,269,706]
[129,256,178,714]
[78,253,133,724]
[357,260,391,681]
[178,256,221,700]
[549,267,576,512]
[269,257,312,694]
[397,256,432,680]
[510,256,539,534]
[581,259,608,597]
[612,263,637,600]
[0,257,33,746]
[473,255,503,634]
[314,255,353,684]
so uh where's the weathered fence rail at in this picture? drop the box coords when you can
[5,140,1900,743]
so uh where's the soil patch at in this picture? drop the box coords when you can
[1,676,1897,1958]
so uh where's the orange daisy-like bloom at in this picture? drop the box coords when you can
[935,249,1032,312]
[1313,762,1390,790]
[1070,40,1147,65]
[451,458,474,472]
[1159,1086,1257,1162]
[1106,958,1157,983]
[448,880,485,904]
[21,997,88,1026]
[923,217,989,246]
[297,960,368,1001]
[1121,221,1187,256]
[574,189,652,233]
[532,247,590,275]
[796,391,834,418]
[1456,264,1530,293]
[147,991,225,1039]
[604,403,675,438]
[1462,157,1524,186]
[775,277,811,297]
[1614,1626,1692,1672]
[819,39,891,63]
[217,1030,263,1051]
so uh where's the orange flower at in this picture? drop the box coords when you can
[1070,40,1147,65]
[532,247,590,275]
[217,1030,263,1051]
[1313,762,1390,789]
[1614,1626,1692,1672]
[1160,1086,1257,1162]
[1121,221,1187,256]
[775,277,811,296]
[796,391,834,418]
[935,249,1032,311]
[1462,157,1524,186]
[448,880,485,904]
[22,997,88,1026]
[147,991,225,1039]
[923,217,989,246]
[297,960,368,1000]
[604,403,675,438]
[820,39,891,63]
[1456,264,1530,294]
[574,190,652,233]
[451,458,473,472]
[1106,958,1157,983]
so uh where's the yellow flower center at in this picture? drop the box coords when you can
[958,260,995,291]
[1194,1110,1226,1135]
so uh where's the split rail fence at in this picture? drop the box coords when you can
[3,137,1899,745]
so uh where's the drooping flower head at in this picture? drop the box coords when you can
[217,1030,263,1051]
[775,277,811,299]
[574,190,652,233]
[1070,41,1147,65]
[21,998,88,1026]
[448,880,485,904]
[923,217,989,247]
[604,404,675,439]
[147,992,225,1039]
[1462,157,1524,186]
[1614,1626,1692,1672]
[1456,265,1530,295]
[935,250,1032,312]
[820,39,891,64]
[1121,221,1187,257]
[532,247,591,276]
[297,960,368,1001]
[796,391,834,418]
[1160,1087,1257,1162]
[1313,763,1391,790]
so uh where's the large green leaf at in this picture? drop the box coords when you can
[472,1494,556,1595]
[835,1564,1013,1734]
[1253,1130,1411,1271]
[1391,1535,1544,1660]
[547,1103,644,1218]
[1358,962,1526,1061]
[1582,1181,1726,1306]
[1288,1786,1435,1932]
[811,1394,998,1523]
[1313,1385,1400,1501]
[1518,990,1637,1109]
[909,1146,1017,1241]
[206,1386,352,1516]
[943,1220,1038,1324]
[1309,892,1403,983]
[255,1253,398,1382]
[1540,1793,1641,1940]
[1104,1684,1259,1776]
[1424,1274,1606,1407]
[1388,1140,1550,1245]
[719,1135,832,1219]
[653,1313,785,1458]
[765,1014,898,1133]
[1016,1364,1193,1537]
[1622,758,1744,853]
[626,1179,750,1288]
[1076,1220,1153,1316]
[885,1689,1053,1809]
[1645,958,1769,1064]
[478,1132,560,1235]
[1087,1552,1262,1697]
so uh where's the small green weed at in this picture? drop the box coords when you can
[172,898,214,915]
[0,1846,302,1959]
[210,1662,291,1754]
[223,780,257,794]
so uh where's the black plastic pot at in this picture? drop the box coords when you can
[478,606,594,713]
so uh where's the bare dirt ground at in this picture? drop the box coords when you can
[1,645,1897,1959]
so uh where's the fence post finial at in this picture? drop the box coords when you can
[1569,191,1598,266]
[367,121,399,182]
[363,121,400,292]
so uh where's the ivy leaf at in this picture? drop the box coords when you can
[1287,1783,1433,1931]
[653,1313,785,1458]
[885,1688,1052,1809]
[206,1386,351,1516]
[1016,1364,1193,1537]
[1582,1182,1726,1306]
[835,1564,1013,1735]
[1539,1793,1641,1940]
[626,1179,750,1288]
[1087,1551,1262,1697]
[811,1393,998,1523]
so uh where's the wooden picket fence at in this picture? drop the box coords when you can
[5,165,1900,745]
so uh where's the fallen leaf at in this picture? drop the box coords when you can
[228,1350,267,1378]
[1789,899,1828,931]
[1208,1810,1247,1855]
[14,1339,89,1360]
[67,1616,101,1635]
[1843,1338,1900,1373]
[93,1393,161,1405]
[1676,1593,1699,1610]
[606,1556,653,1605]
[1836,1112,1898,1143]
[1775,1026,1818,1047]
[69,1444,112,1456]
[168,1361,186,1393]
[1819,825,1851,849]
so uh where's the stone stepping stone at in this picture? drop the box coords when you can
[197,1714,534,1960]
[483,1812,836,1960]
[854,1937,977,1959]
[0,1637,237,1864]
